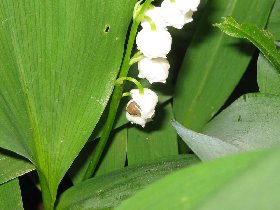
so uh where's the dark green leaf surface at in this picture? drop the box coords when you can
[127,104,178,166]
[117,149,280,210]
[0,179,23,210]
[0,1,136,208]
[95,128,127,177]
[57,155,199,210]
[69,128,127,184]
[0,149,34,184]
[215,16,280,72]
[173,0,274,131]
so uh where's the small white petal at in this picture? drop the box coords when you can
[141,7,167,30]
[138,57,170,84]
[126,112,147,127]
[184,10,194,24]
[136,27,172,58]
[130,88,158,119]
[161,0,189,29]
[175,0,200,13]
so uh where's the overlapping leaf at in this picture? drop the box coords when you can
[0,1,136,208]
[57,155,199,210]
[0,149,34,184]
[173,0,275,131]
[0,179,24,210]
[117,148,280,210]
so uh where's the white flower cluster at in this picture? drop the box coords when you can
[136,0,200,84]
[126,0,200,127]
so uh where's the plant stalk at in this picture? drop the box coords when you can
[82,0,154,180]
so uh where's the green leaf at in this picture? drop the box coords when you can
[214,16,280,72]
[0,1,136,208]
[265,0,280,38]
[173,0,274,131]
[173,92,280,160]
[117,148,280,210]
[173,94,280,160]
[0,149,34,184]
[57,155,199,210]
[69,128,127,184]
[172,121,240,161]
[257,0,280,96]
[257,54,280,96]
[0,179,24,210]
[127,103,178,165]
[203,93,280,150]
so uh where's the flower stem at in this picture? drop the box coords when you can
[144,15,157,31]
[82,0,155,181]
[129,51,144,65]
[115,76,144,95]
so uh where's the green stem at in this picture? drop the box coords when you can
[122,92,131,97]
[82,0,155,181]
[129,51,144,65]
[38,172,56,210]
[144,15,157,31]
[115,76,144,95]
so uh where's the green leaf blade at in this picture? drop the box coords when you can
[215,16,280,72]
[57,155,199,210]
[0,149,35,184]
[0,179,24,210]
[173,0,275,131]
[117,149,280,210]
[0,1,136,208]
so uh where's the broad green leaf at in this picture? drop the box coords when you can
[117,148,279,210]
[172,121,240,161]
[0,179,23,210]
[0,149,34,184]
[215,16,280,72]
[69,128,127,184]
[57,155,199,210]
[257,54,280,96]
[127,103,178,165]
[265,0,280,37]
[173,0,274,131]
[95,128,127,177]
[173,94,280,160]
[0,1,136,208]
[203,93,280,150]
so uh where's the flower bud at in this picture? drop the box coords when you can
[126,88,158,127]
[138,57,170,84]
[141,7,167,30]
[136,27,172,58]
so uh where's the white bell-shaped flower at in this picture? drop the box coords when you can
[138,57,170,84]
[136,27,172,58]
[126,88,158,127]
[161,0,194,29]
[141,7,167,30]
[174,0,200,13]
